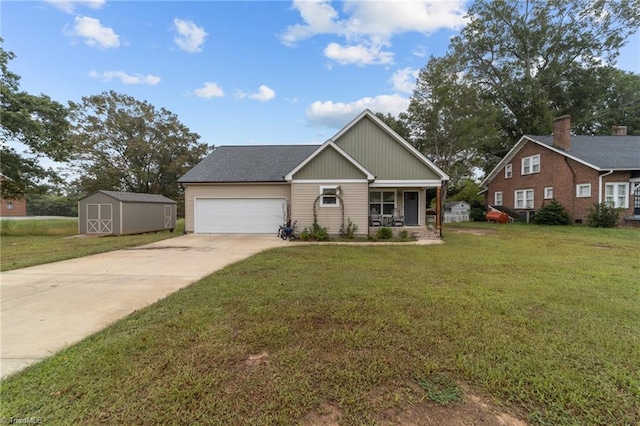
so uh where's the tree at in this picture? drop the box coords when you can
[374,112,411,140]
[450,0,640,139]
[1,39,70,199]
[69,91,210,216]
[405,55,504,183]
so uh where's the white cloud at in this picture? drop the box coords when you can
[306,94,409,128]
[193,82,225,98]
[67,16,119,49]
[173,18,207,53]
[249,85,276,102]
[324,42,393,66]
[89,70,161,85]
[281,0,466,65]
[391,67,419,93]
[45,0,105,14]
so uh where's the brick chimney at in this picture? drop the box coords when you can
[612,125,627,136]
[553,115,571,150]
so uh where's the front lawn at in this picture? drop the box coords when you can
[1,224,638,424]
[0,218,184,271]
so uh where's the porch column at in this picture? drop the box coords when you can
[436,186,442,231]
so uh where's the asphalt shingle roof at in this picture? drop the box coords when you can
[90,190,176,203]
[529,135,640,170]
[178,145,320,183]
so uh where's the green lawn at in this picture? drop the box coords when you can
[1,224,639,425]
[0,218,184,271]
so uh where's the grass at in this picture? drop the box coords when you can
[1,223,639,425]
[0,218,185,271]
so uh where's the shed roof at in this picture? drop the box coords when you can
[178,145,320,183]
[81,190,176,204]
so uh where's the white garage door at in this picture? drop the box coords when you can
[195,198,286,234]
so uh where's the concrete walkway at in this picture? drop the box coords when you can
[0,234,286,379]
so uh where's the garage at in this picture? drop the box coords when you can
[194,198,286,233]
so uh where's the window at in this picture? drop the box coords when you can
[505,164,512,179]
[369,191,395,215]
[515,189,534,209]
[605,183,629,208]
[544,187,553,199]
[6,202,14,210]
[320,186,339,207]
[576,184,591,198]
[494,191,503,206]
[522,155,540,175]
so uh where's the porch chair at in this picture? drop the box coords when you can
[393,208,404,227]
[370,209,382,226]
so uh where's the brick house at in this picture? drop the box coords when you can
[480,116,640,226]
[0,174,27,217]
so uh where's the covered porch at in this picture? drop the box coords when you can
[367,185,444,237]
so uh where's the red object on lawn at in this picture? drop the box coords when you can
[486,211,509,223]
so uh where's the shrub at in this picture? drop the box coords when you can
[375,227,393,240]
[532,199,570,225]
[308,221,330,241]
[300,228,310,241]
[399,229,409,239]
[339,219,358,239]
[586,203,622,228]
[470,207,486,222]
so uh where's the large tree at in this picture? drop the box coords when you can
[69,91,210,215]
[450,0,640,139]
[1,39,70,199]
[405,55,504,183]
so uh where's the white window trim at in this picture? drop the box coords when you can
[319,186,339,207]
[605,182,629,208]
[544,187,553,199]
[576,183,591,198]
[505,164,512,179]
[515,189,534,209]
[494,191,503,206]
[521,154,540,175]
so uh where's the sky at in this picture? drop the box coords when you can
[3,0,640,153]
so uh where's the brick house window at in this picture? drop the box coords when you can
[320,186,339,207]
[576,184,591,198]
[544,187,553,199]
[495,191,503,206]
[605,183,629,208]
[515,189,534,209]
[6,202,14,210]
[505,164,512,179]
[522,155,540,175]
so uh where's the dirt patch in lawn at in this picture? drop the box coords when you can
[302,381,527,426]
[449,228,497,236]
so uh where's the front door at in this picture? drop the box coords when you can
[634,184,640,215]
[404,191,419,225]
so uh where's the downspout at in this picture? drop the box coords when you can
[598,170,614,204]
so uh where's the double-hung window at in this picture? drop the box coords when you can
[369,191,395,215]
[320,186,339,207]
[605,183,629,208]
[544,187,553,199]
[504,164,512,179]
[515,189,534,209]
[522,155,540,175]
[576,184,591,198]
[494,191,503,206]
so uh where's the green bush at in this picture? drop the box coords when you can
[300,229,310,241]
[532,199,570,225]
[375,227,393,240]
[399,229,409,239]
[586,203,622,228]
[308,221,330,241]
[339,219,358,239]
[470,207,486,222]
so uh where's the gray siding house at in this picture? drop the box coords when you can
[179,109,450,237]
[78,190,177,235]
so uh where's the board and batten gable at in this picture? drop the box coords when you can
[183,183,291,233]
[290,182,368,235]
[292,145,368,180]
[333,115,440,181]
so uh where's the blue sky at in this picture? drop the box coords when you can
[3,0,640,151]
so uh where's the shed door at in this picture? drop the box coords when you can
[164,205,172,228]
[87,203,112,233]
[195,198,286,234]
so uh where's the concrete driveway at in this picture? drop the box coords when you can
[0,234,286,379]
